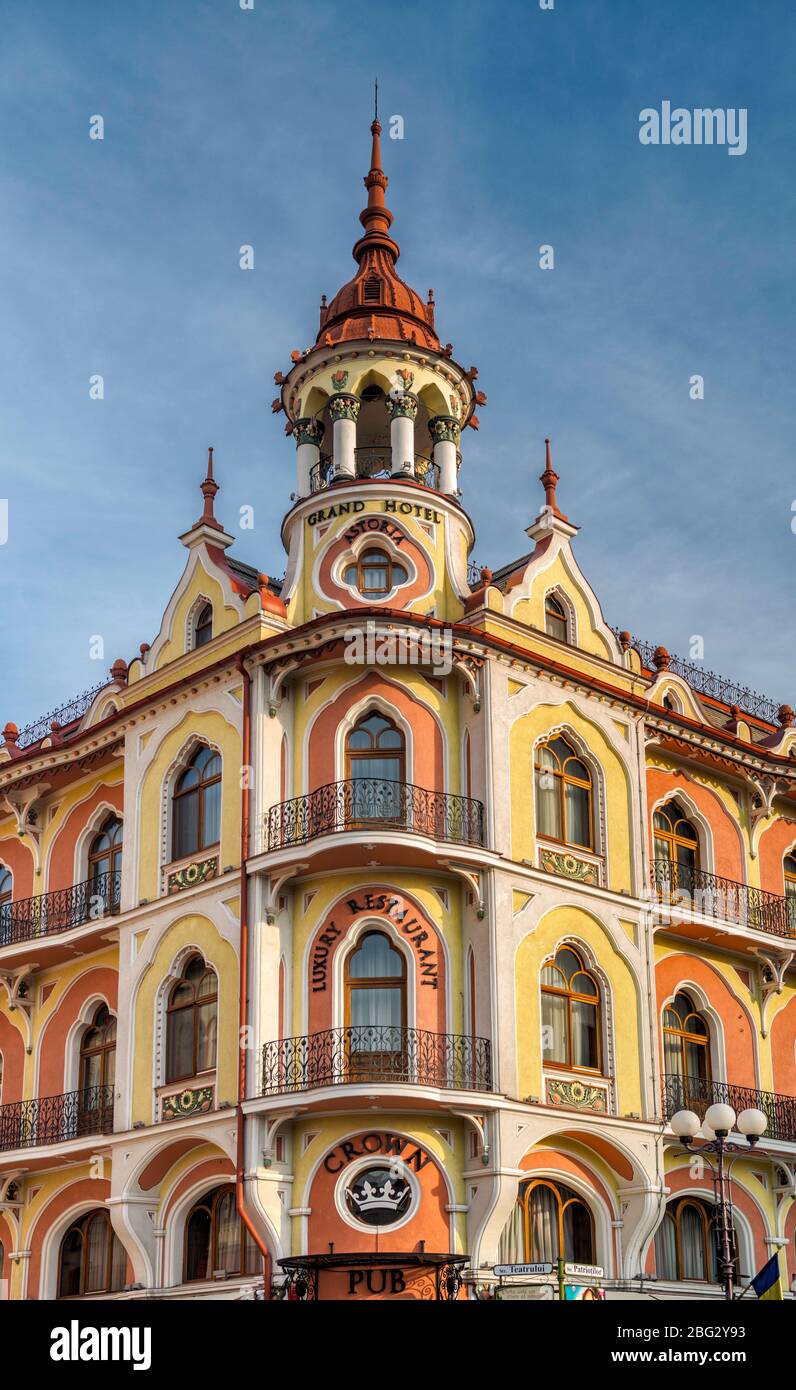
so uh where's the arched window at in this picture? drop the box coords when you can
[58,1210,127,1297]
[184,1186,260,1282]
[345,712,406,823]
[80,1005,117,1092]
[655,1198,718,1283]
[541,944,601,1072]
[87,815,122,913]
[171,746,221,861]
[663,992,710,1105]
[520,1179,595,1265]
[653,802,699,884]
[343,547,408,598]
[344,931,407,1078]
[194,603,213,649]
[535,735,593,850]
[785,853,796,932]
[545,594,568,642]
[166,956,218,1083]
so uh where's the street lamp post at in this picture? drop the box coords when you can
[669,1104,768,1302]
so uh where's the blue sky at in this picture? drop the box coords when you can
[1,0,794,726]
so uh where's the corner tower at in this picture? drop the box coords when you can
[273,113,487,626]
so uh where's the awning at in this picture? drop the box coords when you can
[278,1251,469,1301]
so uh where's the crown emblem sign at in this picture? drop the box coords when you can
[349,1175,409,1214]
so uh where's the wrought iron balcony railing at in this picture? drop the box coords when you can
[0,870,122,947]
[650,859,795,939]
[309,448,440,494]
[662,1074,796,1145]
[16,680,107,749]
[0,1085,114,1152]
[262,1025,493,1096]
[265,777,485,852]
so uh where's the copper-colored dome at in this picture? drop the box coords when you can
[315,119,441,351]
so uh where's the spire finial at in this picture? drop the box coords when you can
[352,86,398,265]
[197,445,222,529]
[540,438,559,513]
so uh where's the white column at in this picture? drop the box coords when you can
[294,418,324,497]
[329,395,359,478]
[430,416,460,494]
[388,393,419,476]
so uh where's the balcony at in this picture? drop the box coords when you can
[0,870,121,948]
[309,448,441,494]
[662,1074,796,1145]
[265,778,485,853]
[650,859,794,940]
[0,1085,114,1152]
[261,1026,493,1096]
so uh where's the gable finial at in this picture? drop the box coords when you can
[197,445,222,529]
[540,438,559,514]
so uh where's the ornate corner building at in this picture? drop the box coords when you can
[1,117,795,1304]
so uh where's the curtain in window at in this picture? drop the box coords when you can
[680,1204,706,1279]
[527,1185,558,1264]
[655,1213,678,1280]
[541,990,567,1064]
[85,1216,108,1293]
[203,779,221,847]
[564,781,590,847]
[59,1230,83,1297]
[350,987,402,1030]
[110,1233,127,1291]
[536,750,561,839]
[214,1191,241,1274]
[497,1200,525,1266]
[166,1005,194,1081]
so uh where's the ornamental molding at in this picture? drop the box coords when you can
[0,783,50,872]
[0,965,37,1051]
[754,947,795,1037]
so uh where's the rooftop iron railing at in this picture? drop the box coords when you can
[264,777,484,852]
[262,1025,493,1096]
[16,682,107,749]
[0,870,122,947]
[0,1085,114,1152]
[615,629,783,724]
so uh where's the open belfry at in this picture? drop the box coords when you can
[1,111,795,1303]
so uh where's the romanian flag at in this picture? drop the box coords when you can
[750,1252,783,1301]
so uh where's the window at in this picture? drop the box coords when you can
[58,1210,127,1297]
[345,931,407,1076]
[194,603,213,648]
[655,1198,719,1283]
[166,956,218,1083]
[785,854,796,932]
[80,1005,117,1093]
[663,992,710,1103]
[545,594,568,642]
[653,802,699,884]
[343,548,407,598]
[535,735,593,850]
[171,746,221,861]
[87,816,122,912]
[541,944,601,1072]
[345,712,406,823]
[184,1186,260,1282]
[520,1179,594,1266]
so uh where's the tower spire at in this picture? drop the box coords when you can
[197,446,222,530]
[539,438,568,521]
[353,97,398,265]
